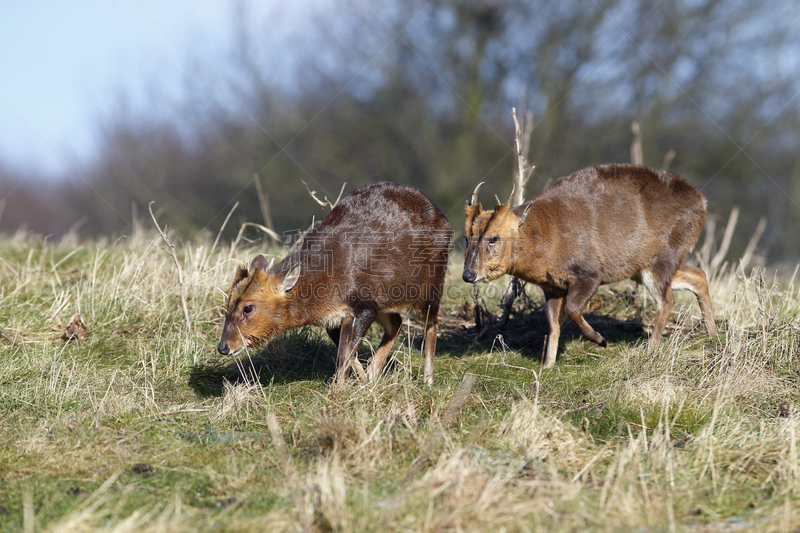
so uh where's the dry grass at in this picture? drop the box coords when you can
[0,229,799,532]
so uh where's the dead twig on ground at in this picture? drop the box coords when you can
[0,326,21,348]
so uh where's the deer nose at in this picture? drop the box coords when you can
[462,269,477,283]
[217,341,230,355]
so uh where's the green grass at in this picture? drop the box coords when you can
[0,230,799,532]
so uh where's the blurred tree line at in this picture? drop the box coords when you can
[1,0,798,262]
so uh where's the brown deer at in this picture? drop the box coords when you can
[462,164,717,367]
[218,182,451,384]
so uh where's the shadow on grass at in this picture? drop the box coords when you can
[188,327,407,397]
[189,305,649,397]
[188,328,338,397]
[433,306,647,365]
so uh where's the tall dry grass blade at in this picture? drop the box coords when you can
[210,201,238,259]
[740,216,767,269]
[790,414,798,481]
[148,202,191,334]
[267,413,309,529]
[0,325,21,347]
[254,174,275,232]
[710,206,739,270]
[700,214,717,267]
[230,222,281,255]
[662,399,677,533]
[410,374,477,475]
[441,374,477,429]
[571,449,605,483]
[24,486,34,533]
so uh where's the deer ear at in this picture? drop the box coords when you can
[280,263,301,293]
[493,204,512,220]
[232,264,249,285]
[518,203,532,227]
[250,254,270,272]
[464,203,482,218]
[464,203,482,235]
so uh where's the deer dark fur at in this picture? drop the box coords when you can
[462,164,717,367]
[218,182,451,384]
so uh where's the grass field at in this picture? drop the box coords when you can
[0,229,799,532]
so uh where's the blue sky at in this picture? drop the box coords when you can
[0,0,309,178]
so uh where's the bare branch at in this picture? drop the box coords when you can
[499,106,537,330]
[521,109,533,161]
[661,149,676,171]
[231,222,282,254]
[331,181,347,207]
[511,108,535,207]
[302,180,347,210]
[631,121,643,166]
[149,202,191,334]
[302,180,328,207]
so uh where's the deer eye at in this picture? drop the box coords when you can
[243,304,254,314]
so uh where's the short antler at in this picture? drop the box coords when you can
[467,181,485,206]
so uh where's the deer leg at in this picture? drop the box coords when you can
[542,289,567,368]
[415,289,443,386]
[351,355,367,381]
[326,327,341,347]
[671,264,718,336]
[640,270,674,345]
[366,312,403,381]
[564,276,606,347]
[331,324,367,380]
[334,317,356,384]
[334,312,373,384]
[651,283,674,345]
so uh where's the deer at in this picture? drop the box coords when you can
[462,164,717,367]
[217,182,451,385]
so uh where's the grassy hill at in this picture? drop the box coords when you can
[0,230,798,532]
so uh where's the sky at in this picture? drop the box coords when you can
[0,0,311,178]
